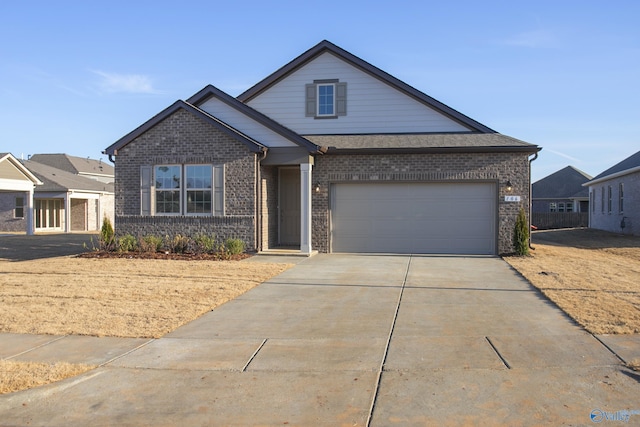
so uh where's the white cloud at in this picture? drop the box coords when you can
[546,148,581,163]
[501,29,557,48]
[92,70,159,94]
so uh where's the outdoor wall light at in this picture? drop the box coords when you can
[314,182,321,193]
[506,180,513,192]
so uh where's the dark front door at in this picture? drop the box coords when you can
[279,167,300,245]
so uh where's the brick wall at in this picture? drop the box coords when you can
[312,152,532,254]
[113,108,258,249]
[0,192,26,232]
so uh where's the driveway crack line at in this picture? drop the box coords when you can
[366,255,412,427]
[590,334,627,365]
[485,336,511,369]
[242,338,268,372]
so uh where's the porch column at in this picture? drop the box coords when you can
[300,163,313,254]
[26,187,35,235]
[64,192,71,233]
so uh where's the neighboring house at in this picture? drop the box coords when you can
[532,166,592,213]
[0,153,42,234]
[29,153,114,184]
[18,160,114,233]
[104,40,541,255]
[585,150,640,236]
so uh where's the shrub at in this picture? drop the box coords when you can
[118,234,138,252]
[140,235,163,253]
[224,238,245,255]
[167,234,190,254]
[194,234,216,254]
[99,217,116,251]
[514,207,530,256]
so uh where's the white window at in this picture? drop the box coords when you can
[607,186,612,214]
[317,84,335,116]
[152,164,217,216]
[549,202,557,212]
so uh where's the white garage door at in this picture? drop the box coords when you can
[331,182,496,254]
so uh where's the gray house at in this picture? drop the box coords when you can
[532,166,592,213]
[585,150,640,235]
[105,40,541,255]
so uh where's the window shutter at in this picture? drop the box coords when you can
[305,84,316,117]
[336,82,347,116]
[213,165,224,216]
[140,165,152,215]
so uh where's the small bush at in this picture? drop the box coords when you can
[139,235,163,253]
[118,234,138,252]
[514,207,530,256]
[99,217,116,251]
[194,234,216,254]
[224,238,245,255]
[167,234,190,254]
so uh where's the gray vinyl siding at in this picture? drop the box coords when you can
[246,52,471,134]
[198,98,298,148]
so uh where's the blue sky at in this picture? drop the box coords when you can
[1,1,638,182]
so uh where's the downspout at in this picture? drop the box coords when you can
[528,151,539,250]
[256,147,268,252]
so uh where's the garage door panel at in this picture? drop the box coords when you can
[331,182,496,254]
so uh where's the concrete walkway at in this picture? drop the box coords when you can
[1,254,639,425]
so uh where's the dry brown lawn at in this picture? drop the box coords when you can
[0,254,291,394]
[504,228,640,335]
[0,360,96,394]
[0,257,292,338]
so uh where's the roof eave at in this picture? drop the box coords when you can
[584,165,640,186]
[104,100,267,156]
[324,145,541,155]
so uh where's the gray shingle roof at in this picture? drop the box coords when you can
[29,154,113,177]
[21,160,114,193]
[304,133,539,152]
[591,150,640,181]
[532,166,592,199]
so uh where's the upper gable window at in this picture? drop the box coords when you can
[317,84,335,116]
[306,80,347,119]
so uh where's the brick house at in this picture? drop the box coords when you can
[104,40,541,255]
[585,150,640,236]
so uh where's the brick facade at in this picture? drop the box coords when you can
[311,152,532,254]
[0,192,26,232]
[589,171,639,236]
[113,109,259,249]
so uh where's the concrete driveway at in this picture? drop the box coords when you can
[1,254,639,425]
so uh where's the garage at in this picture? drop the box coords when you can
[330,182,497,254]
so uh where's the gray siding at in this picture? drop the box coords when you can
[589,171,639,236]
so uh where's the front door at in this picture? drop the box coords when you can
[279,167,300,245]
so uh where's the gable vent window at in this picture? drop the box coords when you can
[306,80,346,119]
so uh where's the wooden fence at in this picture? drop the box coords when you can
[531,212,589,230]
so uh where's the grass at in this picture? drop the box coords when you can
[504,228,640,335]
[0,360,96,394]
[0,256,292,394]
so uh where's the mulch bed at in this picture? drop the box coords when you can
[76,251,252,261]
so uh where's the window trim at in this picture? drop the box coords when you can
[316,83,335,117]
[184,164,213,216]
[154,164,182,216]
[607,185,612,214]
[305,80,346,119]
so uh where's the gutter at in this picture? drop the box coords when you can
[528,151,539,250]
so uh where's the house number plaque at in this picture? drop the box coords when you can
[505,196,521,202]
